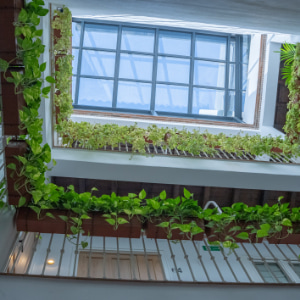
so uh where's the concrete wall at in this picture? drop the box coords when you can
[1,275,300,300]
[0,208,18,271]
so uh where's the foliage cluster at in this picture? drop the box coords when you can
[1,3,300,250]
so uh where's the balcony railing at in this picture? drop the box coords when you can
[5,232,300,284]
[66,141,300,165]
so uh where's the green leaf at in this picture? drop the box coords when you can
[7,163,16,170]
[160,190,166,200]
[236,232,249,240]
[17,156,27,165]
[63,203,71,210]
[282,218,292,227]
[191,226,204,235]
[128,193,137,198]
[81,241,88,249]
[18,197,27,207]
[139,189,146,200]
[30,12,40,26]
[46,212,55,219]
[183,188,191,199]
[0,58,9,72]
[59,215,69,222]
[157,221,169,228]
[32,190,43,203]
[42,86,51,95]
[36,7,49,16]
[105,218,116,226]
[80,214,91,220]
[33,29,43,37]
[123,209,132,216]
[117,217,129,225]
[18,9,28,23]
[70,226,78,234]
[46,76,56,83]
[40,62,47,72]
[222,241,233,248]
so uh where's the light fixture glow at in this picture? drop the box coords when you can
[47,259,55,265]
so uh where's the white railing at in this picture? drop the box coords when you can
[5,232,300,284]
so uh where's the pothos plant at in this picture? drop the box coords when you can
[1,2,300,251]
[51,7,300,157]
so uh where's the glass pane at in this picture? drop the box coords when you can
[117,81,151,110]
[119,54,153,81]
[228,91,235,117]
[72,48,79,74]
[155,84,189,113]
[121,27,155,53]
[158,31,191,56]
[72,22,81,47]
[195,35,227,60]
[78,78,113,107]
[157,57,190,84]
[242,35,250,64]
[81,50,115,77]
[83,24,118,49]
[194,60,225,88]
[243,64,248,90]
[230,39,235,62]
[193,88,225,116]
[229,64,235,89]
[72,76,76,103]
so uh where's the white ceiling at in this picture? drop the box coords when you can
[49,0,300,34]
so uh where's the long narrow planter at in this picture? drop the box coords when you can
[145,217,204,240]
[1,70,27,136]
[0,0,24,64]
[5,140,31,205]
[16,208,74,234]
[82,213,142,238]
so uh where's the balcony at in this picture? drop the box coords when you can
[5,231,300,284]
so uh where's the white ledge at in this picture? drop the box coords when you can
[48,148,300,191]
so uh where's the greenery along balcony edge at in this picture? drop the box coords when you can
[52,7,300,157]
[0,2,300,250]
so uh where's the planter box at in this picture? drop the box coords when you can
[273,224,300,245]
[82,213,141,238]
[16,208,74,234]
[146,217,204,240]
[5,140,31,205]
[0,2,24,64]
[1,70,27,136]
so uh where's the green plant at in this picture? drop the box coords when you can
[278,43,296,86]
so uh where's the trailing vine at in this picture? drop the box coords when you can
[52,10,300,157]
[1,2,300,250]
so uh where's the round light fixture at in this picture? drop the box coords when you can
[47,259,55,265]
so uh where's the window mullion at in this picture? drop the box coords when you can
[74,21,85,105]
[150,28,159,114]
[224,36,230,117]
[112,25,122,109]
[188,32,195,114]
[235,35,242,119]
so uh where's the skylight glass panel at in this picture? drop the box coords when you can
[119,54,153,81]
[158,31,191,56]
[121,27,155,53]
[194,61,225,88]
[192,88,225,116]
[81,50,116,77]
[195,35,227,60]
[83,24,118,49]
[155,84,189,113]
[157,57,190,84]
[117,81,152,110]
[78,78,113,107]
